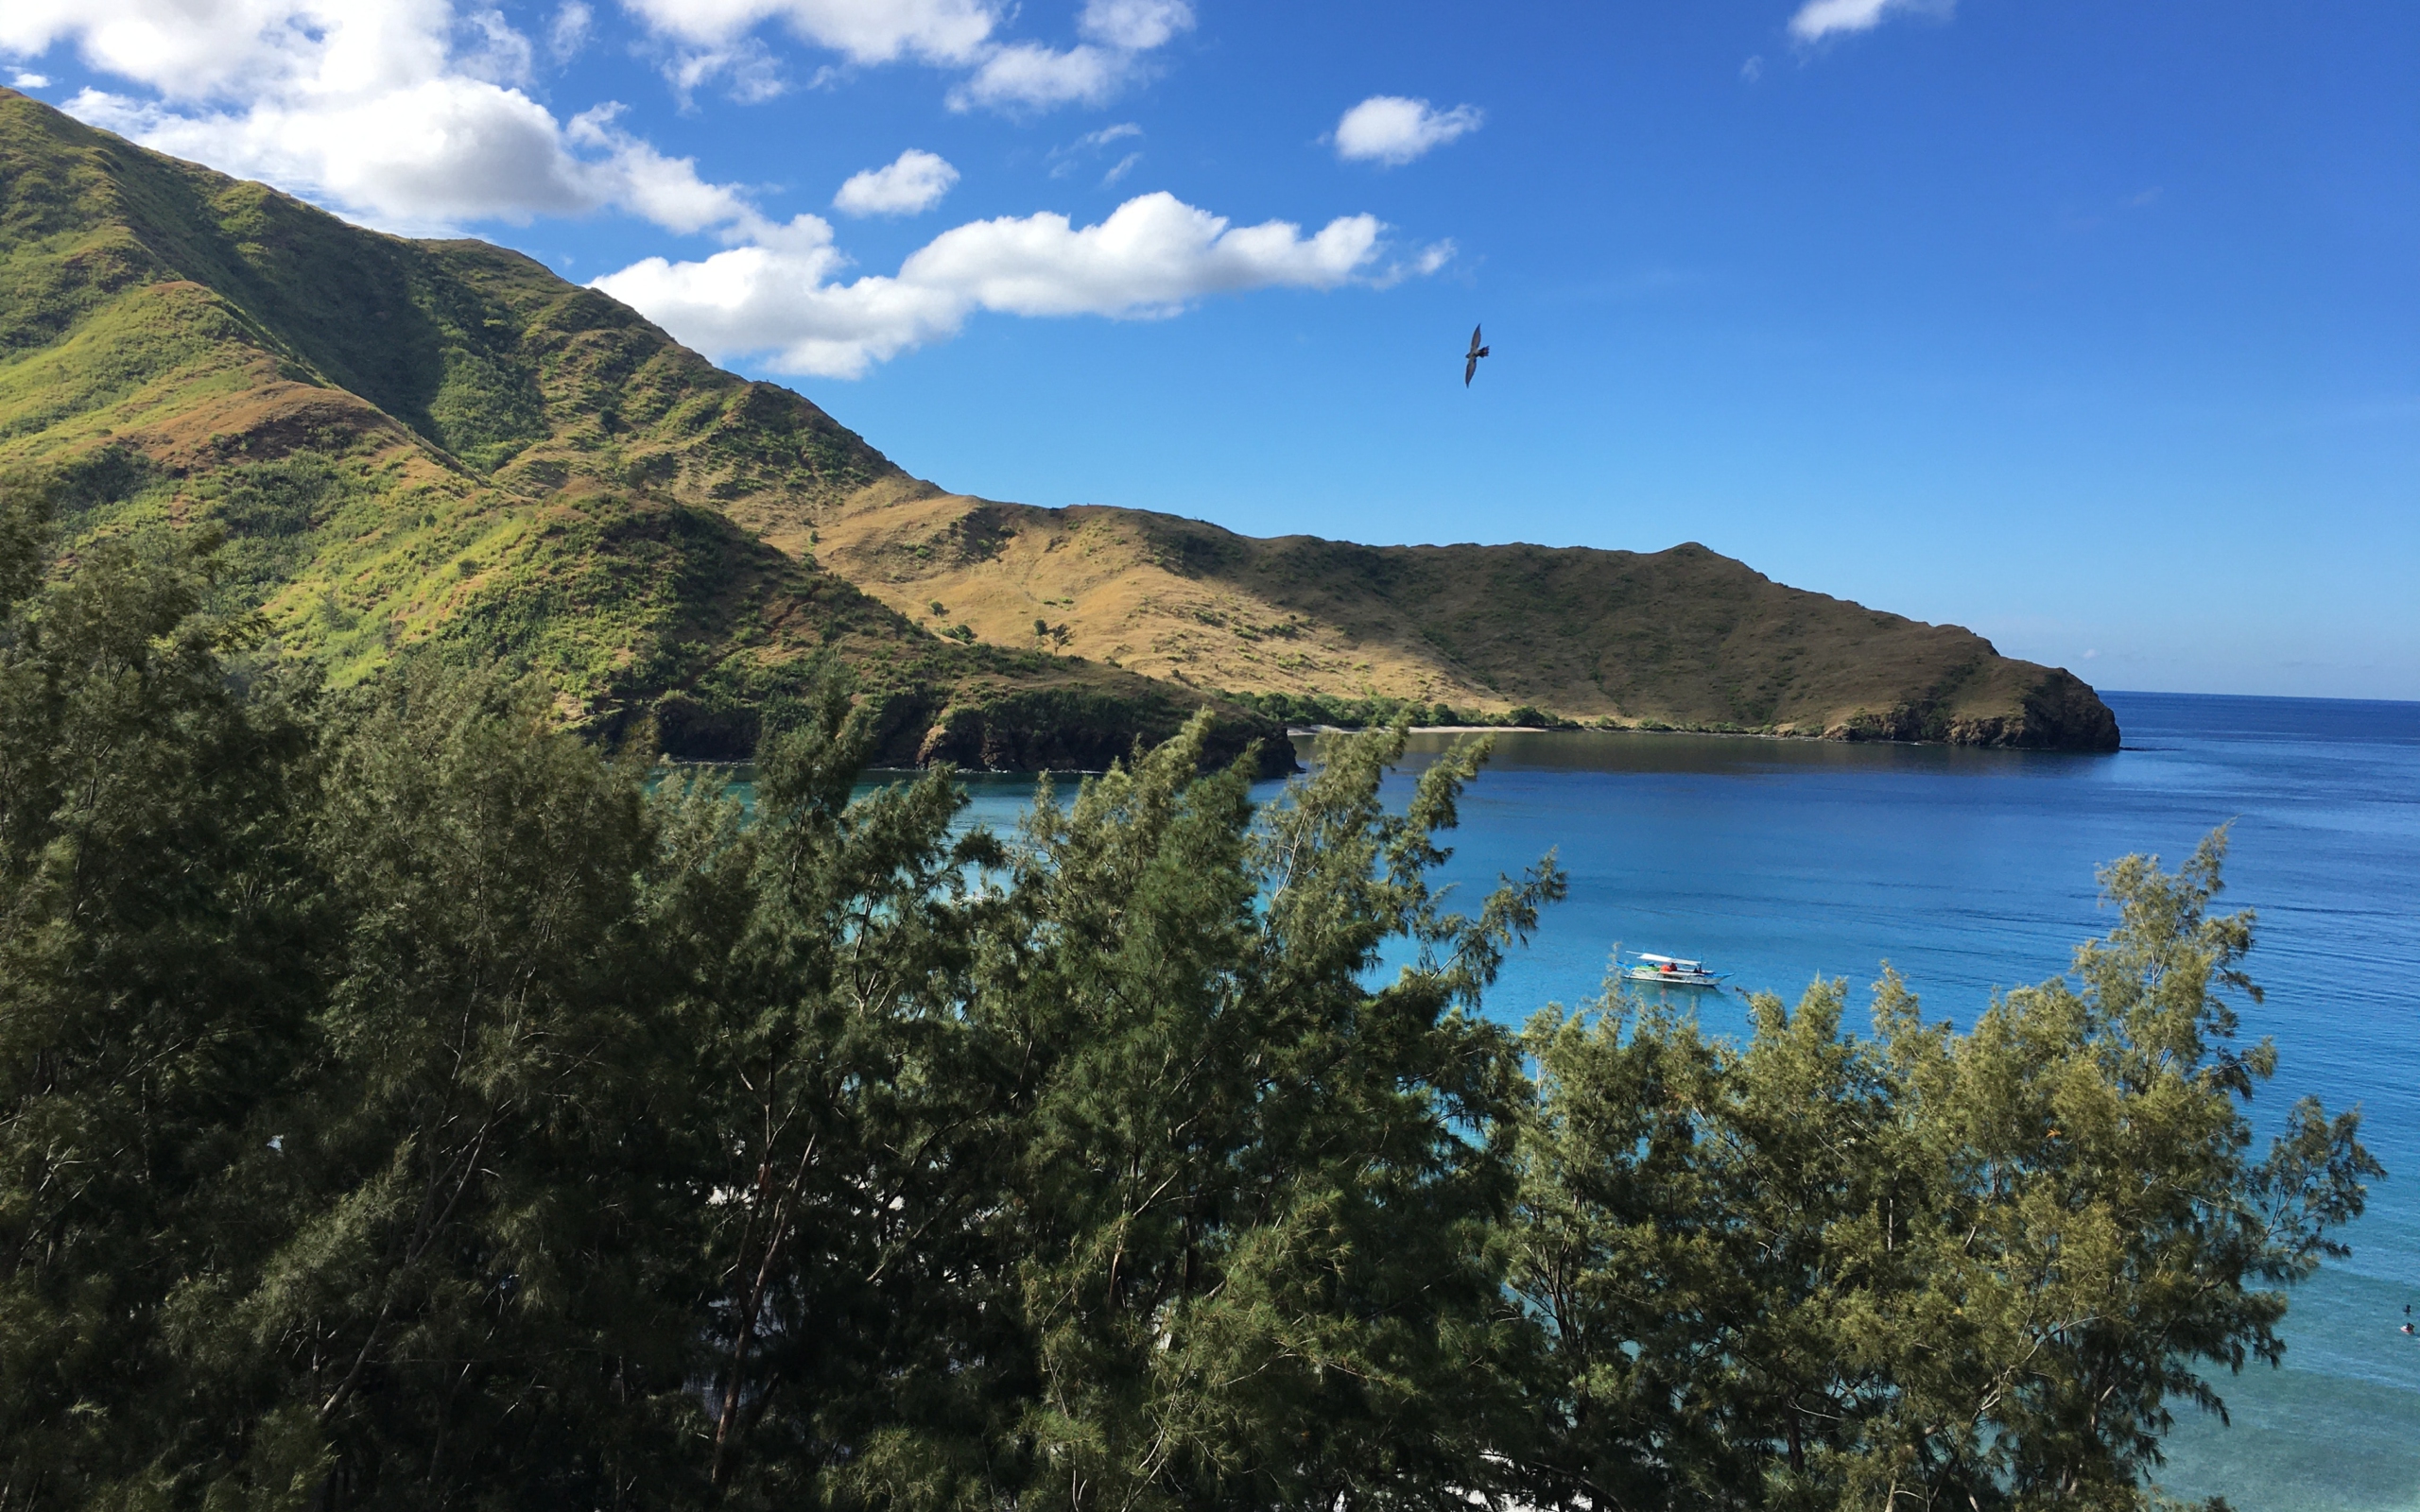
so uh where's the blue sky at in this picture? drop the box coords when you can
[6,0,2415,698]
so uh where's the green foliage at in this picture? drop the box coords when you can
[0,493,324,1508]
[904,722,1562,1512]
[1509,833,2381,1511]
[0,508,2377,1511]
[0,470,48,613]
[1219,688,1567,730]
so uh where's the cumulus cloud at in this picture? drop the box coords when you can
[9,72,49,89]
[1333,95,1483,167]
[592,216,962,378]
[76,79,596,229]
[1788,0,1948,42]
[833,148,959,216]
[0,0,782,236]
[906,194,1376,316]
[952,42,1125,111]
[594,190,1411,379]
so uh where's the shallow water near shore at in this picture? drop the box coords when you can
[873,691,2420,1507]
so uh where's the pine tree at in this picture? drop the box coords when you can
[0,494,323,1507]
[1511,832,2380,1512]
[883,720,1564,1512]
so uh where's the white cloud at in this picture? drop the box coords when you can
[1100,150,1139,186]
[951,41,1125,112]
[458,8,535,86]
[943,2,1187,112]
[74,78,598,228]
[1333,95,1484,167]
[658,36,786,105]
[3,0,778,236]
[595,190,1411,379]
[1077,0,1192,52]
[614,0,1001,65]
[905,194,1377,316]
[1788,0,1948,42]
[615,0,1184,113]
[1387,239,1455,285]
[834,148,958,216]
[549,2,595,62]
[1049,120,1140,178]
[9,72,49,89]
[595,241,961,380]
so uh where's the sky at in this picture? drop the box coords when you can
[4,0,2415,699]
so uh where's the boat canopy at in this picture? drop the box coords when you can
[1634,953,1705,968]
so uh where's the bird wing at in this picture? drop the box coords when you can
[1464,354,1478,385]
[1468,323,1483,355]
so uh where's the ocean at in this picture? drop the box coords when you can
[926,690,2420,1508]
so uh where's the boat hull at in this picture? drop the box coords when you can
[1622,968,1727,988]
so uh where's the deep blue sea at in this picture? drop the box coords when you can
[918,690,2420,1508]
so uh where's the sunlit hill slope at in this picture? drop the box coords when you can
[804,486,2118,747]
[0,89,1287,771]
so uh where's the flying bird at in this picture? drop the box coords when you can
[1463,324,1490,387]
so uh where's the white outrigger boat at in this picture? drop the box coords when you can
[1622,952,1729,988]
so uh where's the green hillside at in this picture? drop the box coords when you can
[0,88,1284,771]
[0,86,2117,758]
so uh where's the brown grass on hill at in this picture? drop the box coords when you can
[804,484,1499,707]
[799,485,2118,748]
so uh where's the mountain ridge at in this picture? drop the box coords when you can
[0,88,2118,760]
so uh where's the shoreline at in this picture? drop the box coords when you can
[1289,722,1889,744]
[663,716,2134,782]
[1287,723,2125,752]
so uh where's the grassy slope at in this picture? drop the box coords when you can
[805,489,2120,748]
[0,91,1284,771]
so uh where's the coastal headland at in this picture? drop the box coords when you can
[0,88,2117,765]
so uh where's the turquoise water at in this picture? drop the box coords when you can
[925,691,2420,1506]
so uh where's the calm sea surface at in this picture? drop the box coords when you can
[901,690,2420,1508]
